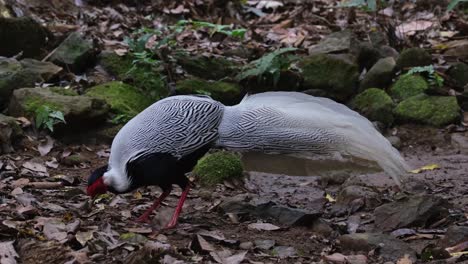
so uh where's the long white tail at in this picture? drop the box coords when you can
[217,92,409,186]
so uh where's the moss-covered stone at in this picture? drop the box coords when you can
[360,57,396,91]
[299,54,359,102]
[176,53,239,80]
[396,48,432,70]
[50,32,94,73]
[0,114,23,154]
[98,51,168,100]
[193,151,244,186]
[8,87,109,128]
[0,17,48,58]
[390,75,429,101]
[394,94,460,127]
[176,78,242,105]
[447,62,468,88]
[49,87,78,96]
[351,88,394,125]
[86,81,153,119]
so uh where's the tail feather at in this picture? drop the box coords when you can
[217,92,409,186]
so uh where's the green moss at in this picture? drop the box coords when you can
[24,96,64,114]
[49,87,78,96]
[396,48,432,70]
[176,78,241,105]
[86,81,153,119]
[176,53,238,80]
[394,94,460,126]
[299,54,359,102]
[390,75,428,101]
[447,62,468,87]
[350,88,394,125]
[193,151,244,186]
[99,52,168,100]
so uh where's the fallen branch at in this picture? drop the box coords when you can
[25,182,64,189]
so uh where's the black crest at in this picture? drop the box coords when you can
[88,165,108,186]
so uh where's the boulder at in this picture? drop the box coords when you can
[0,57,62,107]
[308,30,357,55]
[394,94,460,127]
[9,87,108,129]
[360,57,396,91]
[436,225,468,248]
[85,81,153,122]
[396,48,432,70]
[98,51,167,99]
[50,32,95,73]
[0,17,48,58]
[176,53,239,80]
[332,185,381,215]
[339,233,417,262]
[299,54,359,101]
[0,114,22,154]
[447,62,468,88]
[390,75,429,101]
[176,78,242,105]
[374,194,450,231]
[193,151,244,186]
[351,88,394,126]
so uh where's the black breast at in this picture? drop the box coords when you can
[125,143,212,192]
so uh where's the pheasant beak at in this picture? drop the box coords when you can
[87,177,108,197]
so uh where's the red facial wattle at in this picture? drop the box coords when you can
[87,177,108,197]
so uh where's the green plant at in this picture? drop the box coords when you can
[34,106,65,132]
[405,65,444,88]
[448,0,468,11]
[339,0,377,11]
[178,20,246,38]
[236,47,298,86]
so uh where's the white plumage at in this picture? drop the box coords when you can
[104,92,409,191]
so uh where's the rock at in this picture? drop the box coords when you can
[447,62,468,88]
[386,136,402,150]
[436,225,468,248]
[396,48,432,70]
[50,32,95,73]
[451,133,468,154]
[299,54,359,102]
[193,151,244,186]
[241,70,303,94]
[310,218,334,237]
[339,233,417,262]
[85,81,153,122]
[332,185,381,215]
[360,57,396,90]
[0,57,62,107]
[390,75,429,101]
[9,87,108,129]
[350,88,394,126]
[61,154,87,166]
[254,240,275,250]
[394,94,460,127]
[98,51,167,98]
[309,30,357,55]
[355,43,383,71]
[0,17,48,58]
[457,86,468,111]
[272,246,296,258]
[239,241,254,250]
[0,114,22,154]
[176,78,242,105]
[374,194,450,231]
[176,53,238,80]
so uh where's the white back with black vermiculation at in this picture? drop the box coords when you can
[103,95,224,192]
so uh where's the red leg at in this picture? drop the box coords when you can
[165,185,190,229]
[136,189,171,223]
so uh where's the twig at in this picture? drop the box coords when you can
[26,182,64,189]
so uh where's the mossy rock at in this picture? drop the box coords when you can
[0,17,48,58]
[396,48,432,70]
[98,51,168,99]
[86,81,153,120]
[447,62,468,88]
[359,57,396,91]
[390,75,428,101]
[299,54,359,102]
[176,78,242,105]
[176,53,239,80]
[350,88,394,126]
[8,87,109,129]
[193,151,244,186]
[394,94,460,127]
[0,114,23,154]
[50,32,95,73]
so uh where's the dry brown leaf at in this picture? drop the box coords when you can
[0,241,19,264]
[396,254,413,264]
[247,222,280,231]
[38,136,54,156]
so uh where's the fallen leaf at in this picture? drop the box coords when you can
[396,20,433,38]
[397,254,413,264]
[248,223,280,231]
[38,136,54,156]
[211,250,247,264]
[410,164,440,174]
[191,235,216,253]
[43,220,68,242]
[325,193,336,202]
[124,227,152,234]
[45,158,59,169]
[0,241,19,264]
[76,231,94,247]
